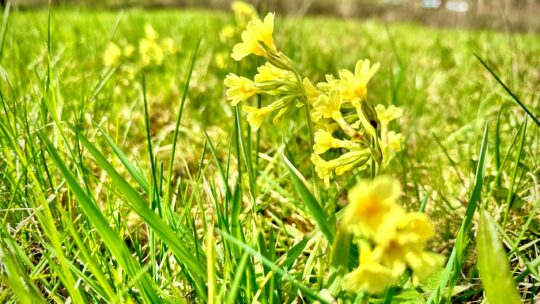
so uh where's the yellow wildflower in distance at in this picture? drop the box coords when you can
[224,74,259,106]
[231,13,277,61]
[231,1,258,27]
[103,42,122,67]
[139,38,164,67]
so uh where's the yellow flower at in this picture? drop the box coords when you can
[161,37,176,54]
[224,73,259,106]
[254,62,293,83]
[339,59,380,101]
[405,250,445,283]
[314,130,340,154]
[341,176,402,237]
[333,150,371,176]
[231,13,277,61]
[380,131,403,160]
[303,78,321,101]
[343,243,397,294]
[103,42,122,67]
[372,211,440,278]
[219,25,236,43]
[311,90,342,122]
[139,38,164,67]
[123,44,135,57]
[242,105,272,130]
[375,104,403,126]
[311,153,335,187]
[231,1,258,26]
[215,52,228,69]
[144,24,159,40]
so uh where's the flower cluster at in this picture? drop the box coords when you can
[223,11,403,185]
[309,61,404,186]
[340,176,444,293]
[103,24,176,69]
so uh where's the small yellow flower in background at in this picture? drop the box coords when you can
[219,25,236,43]
[144,23,159,40]
[224,73,259,105]
[242,105,272,130]
[340,176,444,294]
[231,1,258,27]
[139,38,164,67]
[123,44,135,57]
[215,52,228,69]
[161,37,176,55]
[103,42,122,67]
[231,13,276,61]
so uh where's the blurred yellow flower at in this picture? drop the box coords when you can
[341,176,402,237]
[103,42,122,67]
[219,25,236,43]
[231,1,258,27]
[231,13,276,61]
[161,37,176,55]
[224,73,259,105]
[144,24,159,40]
[123,44,135,57]
[375,104,403,127]
[139,38,164,67]
[343,242,396,294]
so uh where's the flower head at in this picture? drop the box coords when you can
[342,176,402,237]
[224,73,259,105]
[231,1,258,27]
[231,13,277,61]
[339,59,380,101]
[242,105,272,131]
[103,42,122,67]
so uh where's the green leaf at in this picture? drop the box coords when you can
[477,211,521,304]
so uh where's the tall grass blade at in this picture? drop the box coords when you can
[477,211,521,304]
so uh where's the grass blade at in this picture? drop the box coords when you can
[477,210,521,304]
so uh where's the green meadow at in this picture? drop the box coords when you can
[1,5,539,303]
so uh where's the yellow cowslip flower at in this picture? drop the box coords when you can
[333,150,371,176]
[123,44,135,57]
[231,1,258,27]
[375,104,403,127]
[343,242,397,294]
[339,59,380,101]
[380,130,403,161]
[303,78,321,102]
[139,38,164,67]
[219,25,236,43]
[311,153,335,186]
[405,250,445,283]
[161,37,176,55]
[311,90,342,122]
[231,13,277,61]
[313,130,340,154]
[372,211,442,279]
[341,176,402,237]
[224,73,259,106]
[103,42,122,67]
[254,62,293,84]
[144,24,159,40]
[242,105,272,130]
[215,52,228,69]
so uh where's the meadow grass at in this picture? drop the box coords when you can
[1,6,539,303]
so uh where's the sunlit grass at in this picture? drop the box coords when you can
[1,5,539,303]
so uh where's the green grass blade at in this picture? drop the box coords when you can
[282,153,334,242]
[477,210,521,304]
[40,134,161,303]
[475,54,540,127]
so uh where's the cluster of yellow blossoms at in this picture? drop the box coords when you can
[340,176,444,293]
[223,9,404,185]
[103,24,176,69]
